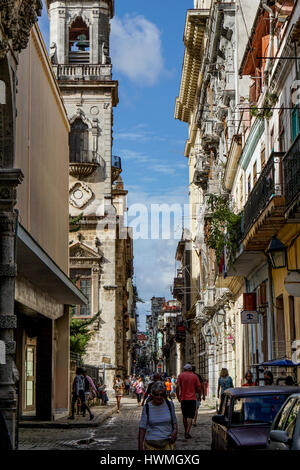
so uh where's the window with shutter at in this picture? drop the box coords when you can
[276,295,286,358]
[243,293,257,311]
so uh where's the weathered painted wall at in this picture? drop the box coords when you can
[15,25,70,275]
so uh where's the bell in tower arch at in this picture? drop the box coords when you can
[76,34,89,52]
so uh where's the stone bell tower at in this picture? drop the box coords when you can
[46,1,124,388]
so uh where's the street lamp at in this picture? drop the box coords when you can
[267,235,287,269]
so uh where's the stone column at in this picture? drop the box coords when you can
[0,169,23,448]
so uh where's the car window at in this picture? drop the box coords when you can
[231,394,287,425]
[285,400,300,439]
[274,398,296,430]
[220,396,230,419]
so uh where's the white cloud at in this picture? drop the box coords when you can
[111,14,164,86]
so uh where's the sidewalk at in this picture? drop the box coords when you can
[18,399,119,429]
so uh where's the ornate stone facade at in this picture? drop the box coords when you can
[48,0,133,390]
[0,0,41,449]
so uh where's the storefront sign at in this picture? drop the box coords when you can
[0,340,5,364]
[241,310,259,324]
[102,356,111,364]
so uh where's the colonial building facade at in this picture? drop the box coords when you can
[174,0,300,398]
[46,0,133,388]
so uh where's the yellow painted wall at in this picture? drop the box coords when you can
[271,224,300,358]
[15,25,70,275]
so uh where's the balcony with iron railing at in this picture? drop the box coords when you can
[69,150,103,178]
[112,156,122,182]
[193,156,210,190]
[173,269,184,301]
[283,132,300,220]
[242,151,286,250]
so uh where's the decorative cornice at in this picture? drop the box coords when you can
[175,9,209,123]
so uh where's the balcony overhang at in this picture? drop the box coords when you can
[174,9,209,123]
[17,225,87,306]
[226,249,267,278]
[224,135,242,191]
[215,274,244,296]
[243,196,286,251]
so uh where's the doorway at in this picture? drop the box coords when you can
[24,337,36,414]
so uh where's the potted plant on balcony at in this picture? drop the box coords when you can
[205,194,242,268]
[250,92,278,120]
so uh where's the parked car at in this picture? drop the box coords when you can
[267,393,300,450]
[211,386,300,450]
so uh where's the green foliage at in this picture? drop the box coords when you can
[250,92,278,120]
[70,309,101,356]
[133,284,145,304]
[206,194,242,267]
[69,212,83,233]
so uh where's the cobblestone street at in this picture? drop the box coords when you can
[18,397,215,451]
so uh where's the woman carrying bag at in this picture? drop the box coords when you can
[138,381,178,451]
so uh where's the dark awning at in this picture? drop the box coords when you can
[17,224,87,305]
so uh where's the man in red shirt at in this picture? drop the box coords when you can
[176,363,201,439]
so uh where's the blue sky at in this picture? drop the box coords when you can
[39,1,192,330]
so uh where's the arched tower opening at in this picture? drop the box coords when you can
[69,118,89,163]
[69,17,90,64]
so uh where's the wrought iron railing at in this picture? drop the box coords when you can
[243,151,285,235]
[112,155,122,170]
[283,132,300,207]
[69,149,101,164]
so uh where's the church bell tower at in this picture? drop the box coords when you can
[47,1,123,386]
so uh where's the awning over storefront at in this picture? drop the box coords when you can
[17,224,87,305]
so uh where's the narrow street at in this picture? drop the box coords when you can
[18,397,215,451]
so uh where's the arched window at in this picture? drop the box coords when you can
[69,17,90,63]
[69,118,89,163]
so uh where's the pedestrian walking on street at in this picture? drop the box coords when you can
[124,376,131,395]
[68,367,94,421]
[142,373,161,406]
[113,374,125,413]
[217,368,233,412]
[191,366,205,427]
[135,376,145,406]
[82,370,97,413]
[171,375,176,399]
[165,377,172,399]
[176,363,201,440]
[138,381,178,450]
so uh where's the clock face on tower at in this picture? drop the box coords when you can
[69,181,94,208]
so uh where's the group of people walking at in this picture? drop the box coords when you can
[68,367,109,420]
[70,364,287,451]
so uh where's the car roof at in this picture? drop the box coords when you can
[224,386,300,397]
[285,393,300,399]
